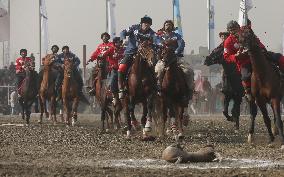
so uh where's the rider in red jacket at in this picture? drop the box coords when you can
[88,32,114,95]
[223,20,252,100]
[15,49,32,92]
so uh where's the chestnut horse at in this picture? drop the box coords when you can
[92,58,122,132]
[18,61,38,124]
[62,59,80,126]
[39,54,58,124]
[238,27,284,149]
[157,45,190,138]
[125,41,156,138]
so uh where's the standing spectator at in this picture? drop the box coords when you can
[10,89,18,115]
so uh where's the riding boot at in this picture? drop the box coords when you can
[118,72,125,99]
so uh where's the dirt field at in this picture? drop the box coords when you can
[1,114,284,177]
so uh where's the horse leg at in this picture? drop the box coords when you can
[71,97,79,126]
[255,98,274,144]
[141,101,148,135]
[145,95,154,134]
[271,99,284,148]
[51,96,57,124]
[129,97,138,130]
[39,96,44,123]
[162,101,168,137]
[106,106,114,130]
[223,94,233,121]
[177,106,184,140]
[248,99,258,144]
[62,98,69,125]
[232,95,242,131]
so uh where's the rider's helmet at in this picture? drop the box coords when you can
[226,20,240,31]
[140,15,152,25]
[101,32,110,39]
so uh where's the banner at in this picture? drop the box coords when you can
[238,0,253,26]
[40,0,49,55]
[107,0,116,39]
[173,0,183,37]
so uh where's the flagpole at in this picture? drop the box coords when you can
[172,0,174,24]
[207,0,211,53]
[106,0,108,32]
[39,0,41,67]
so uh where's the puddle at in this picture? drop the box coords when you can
[95,158,284,169]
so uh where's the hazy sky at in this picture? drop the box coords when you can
[9,0,284,69]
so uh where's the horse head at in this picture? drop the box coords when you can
[63,59,74,78]
[43,54,55,66]
[204,46,224,66]
[159,43,176,65]
[238,26,257,52]
[137,39,155,67]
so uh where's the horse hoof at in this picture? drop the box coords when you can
[126,130,131,139]
[281,145,284,150]
[267,143,274,148]
[38,120,42,124]
[105,129,110,133]
[248,134,254,144]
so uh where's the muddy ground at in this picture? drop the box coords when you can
[0,114,284,177]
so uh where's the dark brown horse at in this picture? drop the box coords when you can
[125,41,156,139]
[18,61,38,124]
[92,58,122,132]
[62,59,80,126]
[238,27,284,149]
[39,54,58,124]
[157,45,190,138]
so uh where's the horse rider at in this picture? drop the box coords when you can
[107,37,125,105]
[118,15,157,99]
[223,20,255,100]
[55,46,84,100]
[38,45,60,88]
[15,49,32,96]
[88,32,114,95]
[155,20,194,102]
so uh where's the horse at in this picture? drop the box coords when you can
[156,45,190,138]
[18,61,38,124]
[92,58,122,132]
[238,26,284,149]
[38,54,58,124]
[124,40,156,139]
[61,59,80,126]
[204,44,244,130]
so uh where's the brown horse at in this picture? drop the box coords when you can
[156,45,190,138]
[62,59,80,126]
[92,58,122,132]
[18,61,38,124]
[39,54,58,124]
[125,41,156,138]
[238,27,284,149]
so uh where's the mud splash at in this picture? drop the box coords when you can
[95,158,284,169]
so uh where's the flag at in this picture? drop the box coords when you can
[107,0,116,39]
[238,0,253,26]
[0,0,9,42]
[173,0,183,37]
[207,0,215,52]
[40,0,49,55]
[283,24,284,55]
